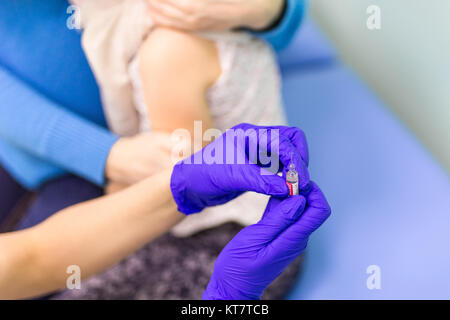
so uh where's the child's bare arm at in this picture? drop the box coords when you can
[138,27,221,141]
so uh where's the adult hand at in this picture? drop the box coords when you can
[105,132,174,185]
[146,0,285,31]
[203,182,331,300]
[170,123,310,215]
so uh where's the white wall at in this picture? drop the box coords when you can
[310,0,450,172]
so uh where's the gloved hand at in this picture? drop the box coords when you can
[203,182,331,300]
[170,123,310,215]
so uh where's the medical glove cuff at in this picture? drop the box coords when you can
[203,275,261,300]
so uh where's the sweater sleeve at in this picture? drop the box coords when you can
[0,65,118,188]
[0,139,65,190]
[256,0,306,51]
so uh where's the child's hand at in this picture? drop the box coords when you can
[146,0,285,31]
[105,132,175,186]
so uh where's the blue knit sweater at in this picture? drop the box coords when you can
[0,0,305,189]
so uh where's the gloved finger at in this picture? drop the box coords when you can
[229,123,304,161]
[256,132,310,191]
[262,196,307,223]
[226,164,289,197]
[257,128,310,190]
[278,135,310,190]
[270,182,331,254]
[237,124,309,167]
[265,126,309,167]
[296,182,332,231]
[226,124,309,189]
[252,128,309,187]
[242,196,307,245]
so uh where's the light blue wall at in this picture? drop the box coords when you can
[311,0,450,173]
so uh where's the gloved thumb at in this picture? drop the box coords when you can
[258,196,307,240]
[270,182,331,256]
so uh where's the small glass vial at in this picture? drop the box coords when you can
[286,163,299,196]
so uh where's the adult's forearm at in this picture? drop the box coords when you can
[0,66,117,187]
[0,169,183,299]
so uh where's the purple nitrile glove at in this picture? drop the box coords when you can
[170,123,310,215]
[203,182,331,300]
